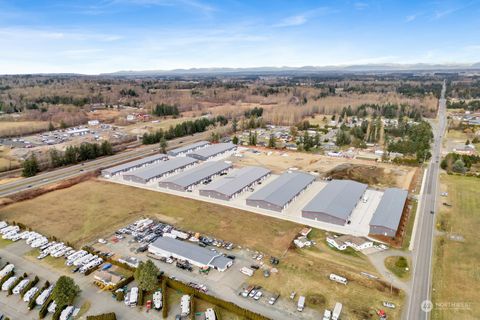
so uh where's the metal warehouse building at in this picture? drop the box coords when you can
[101,153,168,178]
[199,166,271,201]
[186,142,236,161]
[148,237,233,272]
[122,157,198,184]
[246,171,315,212]
[302,179,368,225]
[369,188,408,237]
[158,161,232,191]
[167,141,210,157]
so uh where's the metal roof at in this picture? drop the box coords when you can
[187,142,236,159]
[370,188,408,230]
[200,166,271,197]
[161,161,232,188]
[247,171,315,207]
[123,157,198,181]
[302,179,367,220]
[103,153,168,175]
[167,141,210,156]
[149,237,232,269]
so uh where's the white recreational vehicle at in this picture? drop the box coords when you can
[332,302,343,320]
[128,287,139,307]
[23,287,39,302]
[36,285,54,306]
[205,308,217,320]
[60,306,74,320]
[0,264,14,278]
[153,290,162,309]
[329,273,348,285]
[181,295,191,316]
[2,276,18,291]
[13,279,30,295]
[297,296,306,312]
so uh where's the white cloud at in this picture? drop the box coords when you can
[405,14,417,22]
[274,7,333,28]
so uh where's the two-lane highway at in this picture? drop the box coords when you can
[406,80,447,319]
[0,132,210,197]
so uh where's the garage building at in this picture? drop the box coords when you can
[186,142,236,161]
[158,161,232,191]
[246,171,315,212]
[302,179,367,225]
[101,153,168,178]
[199,166,271,201]
[123,157,198,184]
[148,237,233,271]
[369,188,408,237]
[167,141,210,157]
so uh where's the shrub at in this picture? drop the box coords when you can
[395,257,408,269]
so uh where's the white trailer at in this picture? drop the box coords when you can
[2,276,18,291]
[36,285,54,306]
[0,221,7,230]
[332,302,342,320]
[73,253,93,266]
[297,296,305,312]
[205,308,216,320]
[240,267,254,277]
[23,287,39,302]
[60,306,74,320]
[153,290,162,309]
[0,264,14,278]
[181,295,191,316]
[13,278,30,295]
[329,273,348,285]
[129,287,138,306]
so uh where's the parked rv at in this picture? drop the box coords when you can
[332,302,342,320]
[329,273,348,285]
[13,279,30,295]
[297,296,305,312]
[181,295,191,316]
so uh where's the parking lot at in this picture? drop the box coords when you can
[89,218,323,320]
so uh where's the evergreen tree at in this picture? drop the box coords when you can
[134,260,159,292]
[22,154,39,177]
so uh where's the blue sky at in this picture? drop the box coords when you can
[1,0,479,74]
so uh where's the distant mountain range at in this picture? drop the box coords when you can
[103,62,480,76]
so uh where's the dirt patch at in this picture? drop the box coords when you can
[327,163,391,186]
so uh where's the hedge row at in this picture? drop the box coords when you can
[83,245,136,273]
[86,313,117,320]
[190,294,195,320]
[161,278,168,319]
[21,275,39,297]
[112,275,134,292]
[39,295,53,319]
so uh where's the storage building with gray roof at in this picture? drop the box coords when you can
[123,157,198,184]
[246,171,315,212]
[186,142,236,161]
[302,179,368,225]
[148,236,233,271]
[101,153,168,177]
[199,166,271,201]
[158,161,232,191]
[369,188,408,237]
[167,141,210,157]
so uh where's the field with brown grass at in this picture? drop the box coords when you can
[0,120,50,137]
[432,174,479,319]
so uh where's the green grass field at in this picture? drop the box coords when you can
[432,174,479,319]
[384,256,410,280]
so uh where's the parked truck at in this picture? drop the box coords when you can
[332,302,342,320]
[297,296,305,312]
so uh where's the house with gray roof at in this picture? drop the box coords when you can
[186,142,236,161]
[246,171,315,212]
[101,153,168,177]
[302,179,367,225]
[167,141,210,157]
[148,236,233,271]
[199,166,271,201]
[369,188,408,237]
[123,157,198,184]
[158,161,232,191]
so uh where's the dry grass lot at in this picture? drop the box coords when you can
[432,174,479,319]
[231,149,416,189]
[249,229,404,319]
[0,179,298,255]
[0,120,50,137]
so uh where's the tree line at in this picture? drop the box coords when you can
[50,141,114,167]
[387,121,433,161]
[142,116,228,145]
[152,103,180,116]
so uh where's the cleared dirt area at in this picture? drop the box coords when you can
[0,179,299,254]
[231,148,416,189]
[432,174,479,319]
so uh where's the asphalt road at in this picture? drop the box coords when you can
[0,132,209,198]
[406,80,447,319]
